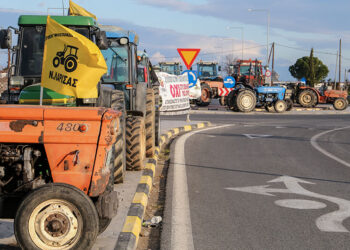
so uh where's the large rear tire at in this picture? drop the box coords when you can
[196,83,212,106]
[145,89,156,157]
[333,98,348,110]
[15,183,99,250]
[153,86,160,147]
[110,90,126,184]
[298,90,317,108]
[126,116,146,171]
[235,89,256,112]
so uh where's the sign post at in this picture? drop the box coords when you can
[177,48,200,122]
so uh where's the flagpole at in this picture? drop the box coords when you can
[40,86,43,106]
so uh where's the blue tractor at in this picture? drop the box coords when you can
[226,83,293,113]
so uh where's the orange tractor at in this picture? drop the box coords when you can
[0,105,121,249]
[295,83,348,110]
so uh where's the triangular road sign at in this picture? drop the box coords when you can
[177,48,200,70]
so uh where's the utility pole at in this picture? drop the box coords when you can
[272,42,275,85]
[337,39,342,90]
[334,50,338,89]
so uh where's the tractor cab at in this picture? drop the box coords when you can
[197,61,221,80]
[0,15,108,104]
[230,59,264,87]
[158,62,182,75]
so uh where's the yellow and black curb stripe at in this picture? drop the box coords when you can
[115,122,211,250]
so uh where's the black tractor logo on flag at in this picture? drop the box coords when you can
[53,45,79,73]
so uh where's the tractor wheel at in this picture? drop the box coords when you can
[274,100,287,113]
[145,89,156,157]
[333,98,348,110]
[111,90,126,184]
[14,183,99,250]
[126,116,146,171]
[196,83,212,106]
[265,104,275,112]
[298,90,317,108]
[53,57,60,68]
[153,86,160,147]
[219,96,226,106]
[64,56,78,73]
[286,99,294,111]
[235,89,256,112]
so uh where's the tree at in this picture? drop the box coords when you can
[222,55,239,75]
[289,49,329,87]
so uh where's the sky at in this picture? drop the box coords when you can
[0,0,350,81]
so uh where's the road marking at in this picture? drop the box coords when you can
[275,126,285,129]
[275,199,327,210]
[226,176,350,232]
[243,134,272,139]
[310,126,350,168]
[172,125,231,250]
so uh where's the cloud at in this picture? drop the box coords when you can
[150,52,166,63]
[135,0,350,34]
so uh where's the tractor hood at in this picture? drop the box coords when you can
[19,84,75,106]
[0,105,117,144]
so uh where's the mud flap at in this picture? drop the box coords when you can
[95,190,119,219]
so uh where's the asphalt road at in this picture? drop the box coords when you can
[162,113,350,250]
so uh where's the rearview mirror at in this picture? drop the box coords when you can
[96,31,108,50]
[0,29,12,49]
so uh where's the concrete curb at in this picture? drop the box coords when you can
[115,122,211,250]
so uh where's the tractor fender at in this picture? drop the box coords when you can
[135,83,147,116]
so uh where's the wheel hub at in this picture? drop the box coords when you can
[241,96,253,108]
[44,213,69,237]
[29,199,81,249]
[302,95,312,103]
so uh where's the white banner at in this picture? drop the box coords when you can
[157,72,190,113]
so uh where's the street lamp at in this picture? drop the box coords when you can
[248,8,270,67]
[226,26,244,61]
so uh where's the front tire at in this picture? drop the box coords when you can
[15,183,99,250]
[196,83,212,106]
[274,100,287,113]
[333,98,348,110]
[126,116,146,170]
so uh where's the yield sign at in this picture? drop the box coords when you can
[177,48,200,70]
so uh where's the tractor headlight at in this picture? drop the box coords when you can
[9,76,24,86]
[119,37,129,45]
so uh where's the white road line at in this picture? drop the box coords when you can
[310,126,350,168]
[171,125,231,250]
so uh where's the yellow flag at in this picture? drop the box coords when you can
[69,0,97,20]
[41,16,107,98]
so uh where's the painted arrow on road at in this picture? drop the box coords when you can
[226,176,350,233]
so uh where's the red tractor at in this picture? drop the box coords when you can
[230,59,264,87]
[295,83,348,110]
